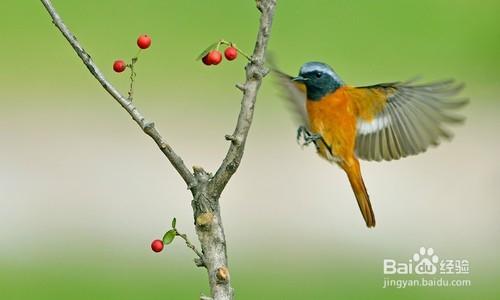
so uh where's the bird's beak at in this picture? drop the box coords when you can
[292,76,308,83]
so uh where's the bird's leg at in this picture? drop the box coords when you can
[297,125,323,147]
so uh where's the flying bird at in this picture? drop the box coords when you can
[274,62,468,227]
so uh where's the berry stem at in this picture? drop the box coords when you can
[127,58,138,101]
[127,48,142,100]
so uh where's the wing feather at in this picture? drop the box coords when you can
[272,69,309,128]
[355,80,468,161]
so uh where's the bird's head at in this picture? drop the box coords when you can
[293,62,344,100]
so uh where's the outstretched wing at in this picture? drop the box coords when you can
[353,80,468,161]
[272,69,309,128]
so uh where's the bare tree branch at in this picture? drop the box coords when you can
[40,0,196,189]
[189,2,277,300]
[209,0,276,198]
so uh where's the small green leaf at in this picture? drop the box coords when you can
[196,41,219,60]
[171,217,177,229]
[162,229,176,245]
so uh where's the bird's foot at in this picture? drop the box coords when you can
[297,126,323,147]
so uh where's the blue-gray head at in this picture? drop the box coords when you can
[293,62,344,100]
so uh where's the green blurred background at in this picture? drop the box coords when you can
[1,0,499,299]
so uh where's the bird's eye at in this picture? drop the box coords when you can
[315,72,322,78]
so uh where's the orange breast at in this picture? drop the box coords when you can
[306,86,358,162]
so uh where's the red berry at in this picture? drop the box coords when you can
[202,54,212,66]
[137,34,152,49]
[207,50,222,65]
[224,47,238,61]
[151,239,164,253]
[113,60,126,73]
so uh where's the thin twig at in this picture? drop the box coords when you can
[176,231,205,265]
[40,0,196,189]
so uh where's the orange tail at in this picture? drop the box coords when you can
[343,160,376,228]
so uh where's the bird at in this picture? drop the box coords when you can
[274,61,468,228]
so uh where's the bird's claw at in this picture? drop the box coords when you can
[297,126,322,147]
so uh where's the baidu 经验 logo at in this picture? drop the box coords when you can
[382,247,471,288]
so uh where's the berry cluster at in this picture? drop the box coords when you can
[198,40,250,66]
[202,46,238,66]
[112,34,152,73]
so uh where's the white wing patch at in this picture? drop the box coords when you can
[357,115,391,135]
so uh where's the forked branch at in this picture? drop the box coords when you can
[40,0,277,299]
